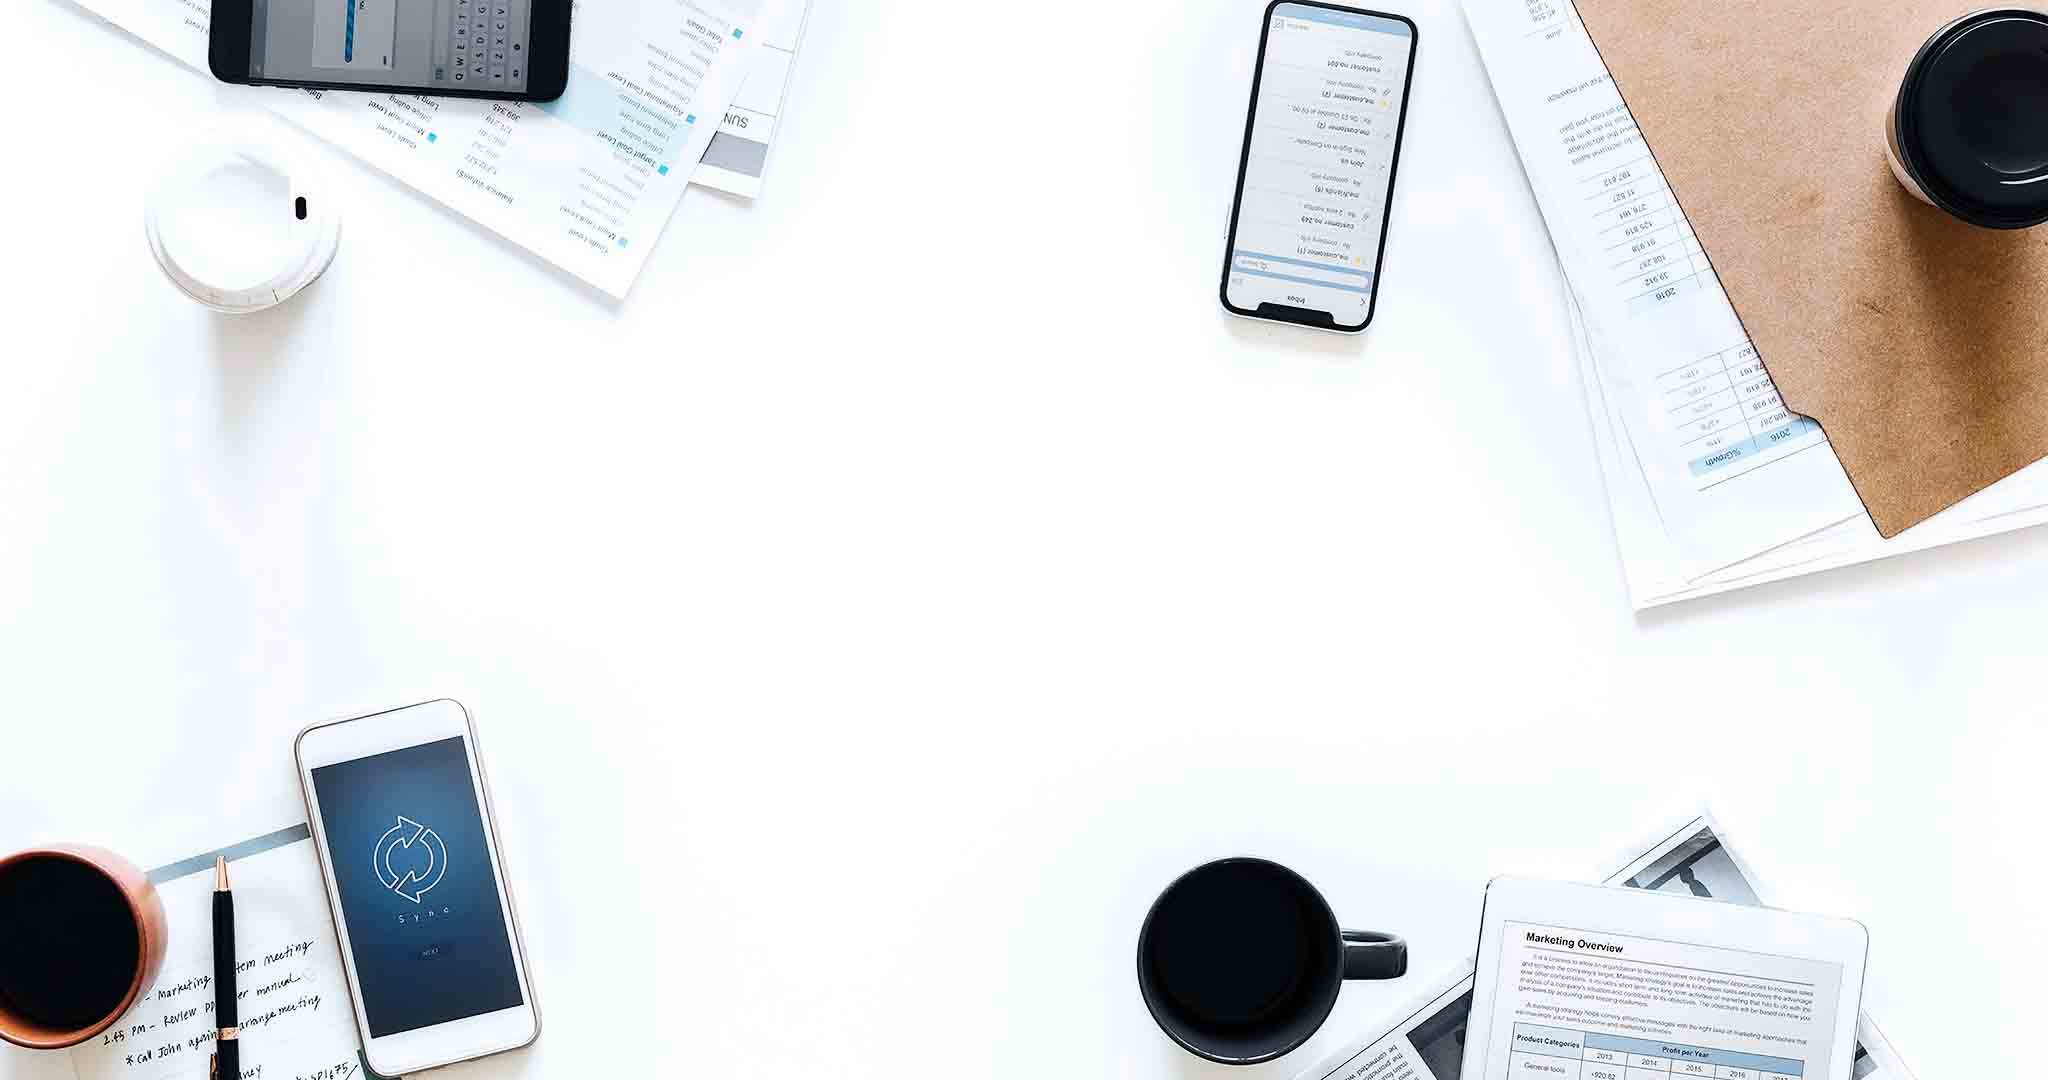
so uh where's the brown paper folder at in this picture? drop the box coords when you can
[1571,0,2048,536]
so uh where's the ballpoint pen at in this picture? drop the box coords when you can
[211,856,239,1080]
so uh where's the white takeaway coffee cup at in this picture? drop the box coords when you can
[145,130,342,313]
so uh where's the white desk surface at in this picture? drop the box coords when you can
[4,1,2042,1078]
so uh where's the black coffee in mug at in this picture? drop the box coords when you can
[0,855,143,1034]
[1137,858,1407,1065]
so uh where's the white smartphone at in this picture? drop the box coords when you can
[295,700,540,1075]
[1219,1,1418,333]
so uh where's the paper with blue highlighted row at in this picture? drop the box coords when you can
[68,0,755,297]
[1470,0,2048,606]
[1460,0,1868,580]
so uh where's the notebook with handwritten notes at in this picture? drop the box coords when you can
[67,825,391,1080]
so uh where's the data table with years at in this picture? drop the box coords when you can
[1508,1022,1806,1080]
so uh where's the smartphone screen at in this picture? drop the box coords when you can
[1221,3,1417,332]
[247,0,533,92]
[309,736,525,1036]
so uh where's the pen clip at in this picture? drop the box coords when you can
[210,1053,217,1080]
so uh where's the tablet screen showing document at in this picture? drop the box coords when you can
[1463,878,1866,1080]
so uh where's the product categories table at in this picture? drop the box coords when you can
[1508,1023,1804,1080]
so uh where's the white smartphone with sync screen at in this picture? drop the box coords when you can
[1221,1,1418,333]
[295,700,540,1075]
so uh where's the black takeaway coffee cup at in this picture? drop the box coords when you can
[1886,8,2048,229]
[1137,858,1407,1065]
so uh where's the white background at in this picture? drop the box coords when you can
[3,2,2043,1079]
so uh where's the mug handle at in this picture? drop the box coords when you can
[1340,930,1407,980]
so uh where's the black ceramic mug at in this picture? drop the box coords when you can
[1137,857,1407,1065]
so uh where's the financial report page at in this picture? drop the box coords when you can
[1226,4,1411,323]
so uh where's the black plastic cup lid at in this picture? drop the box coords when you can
[1899,9,2048,228]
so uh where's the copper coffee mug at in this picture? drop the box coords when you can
[0,845,169,1050]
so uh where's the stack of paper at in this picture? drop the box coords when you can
[1464,0,2048,608]
[70,0,811,297]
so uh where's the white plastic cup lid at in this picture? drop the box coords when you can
[145,132,342,313]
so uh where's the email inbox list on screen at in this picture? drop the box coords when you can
[312,737,523,1037]
[1226,5,1412,321]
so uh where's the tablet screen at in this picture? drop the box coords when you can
[1486,921,1843,1080]
[1464,880,1865,1080]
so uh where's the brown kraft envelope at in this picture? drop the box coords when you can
[1571,0,2048,537]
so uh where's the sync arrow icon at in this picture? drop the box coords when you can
[373,815,448,904]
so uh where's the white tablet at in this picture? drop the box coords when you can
[1461,877,1867,1080]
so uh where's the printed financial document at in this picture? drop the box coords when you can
[71,0,755,297]
[1292,810,1916,1080]
[694,0,810,197]
[1571,295,2048,607]
[1502,3,2048,606]
[1461,0,1866,577]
